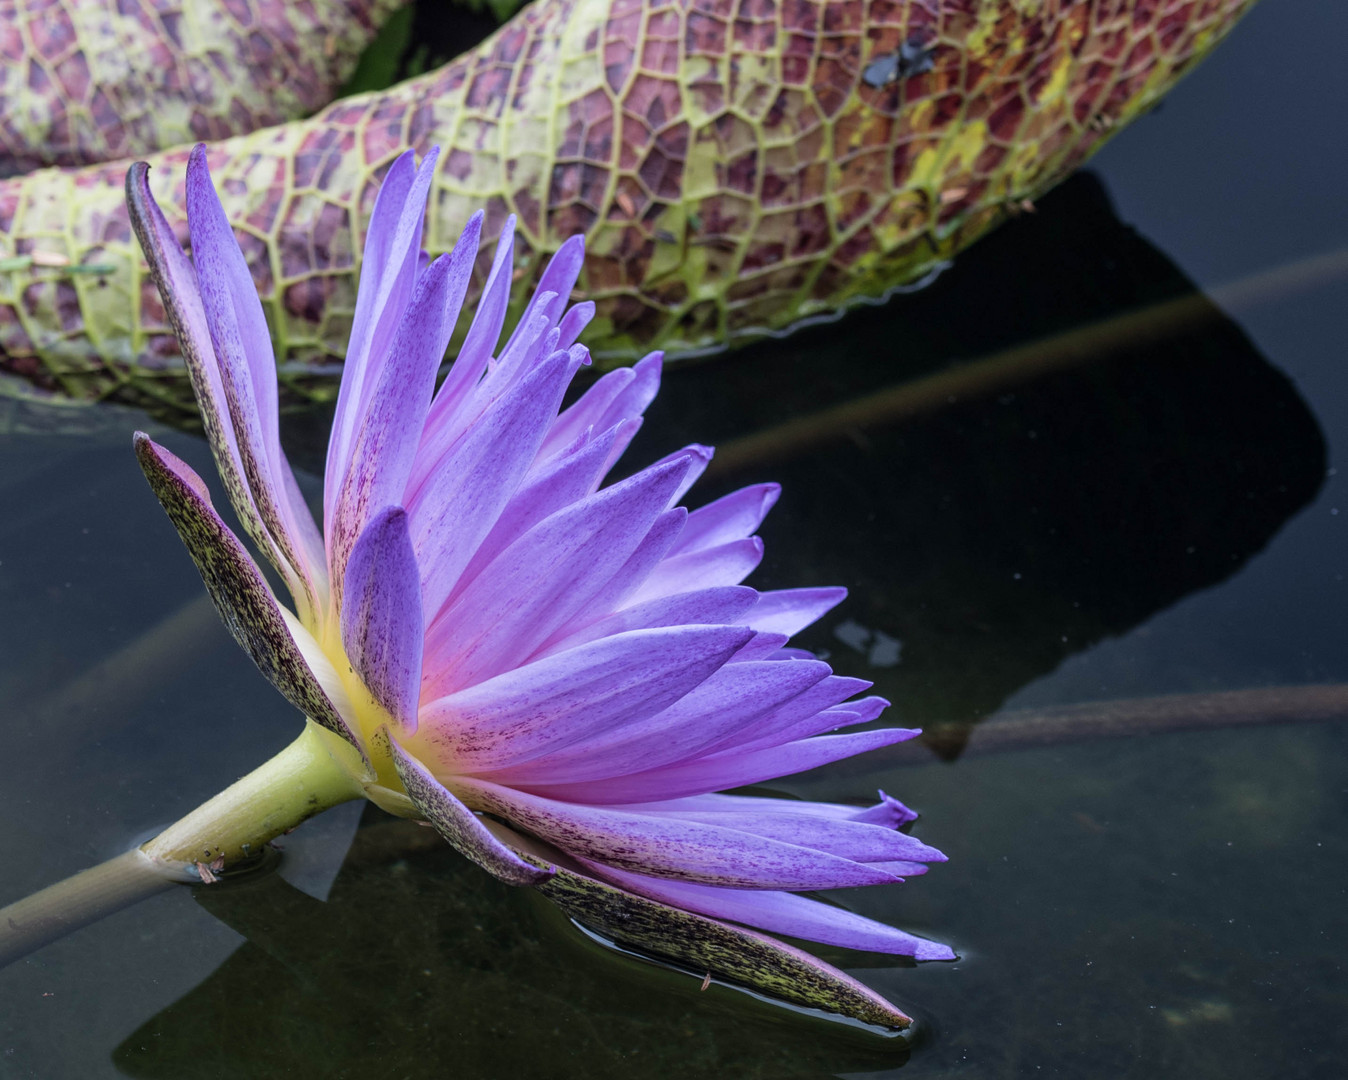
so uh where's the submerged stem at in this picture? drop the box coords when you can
[0,721,364,969]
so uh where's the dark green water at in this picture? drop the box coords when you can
[2,2,1346,1076]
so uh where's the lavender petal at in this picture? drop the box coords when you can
[524,728,920,806]
[459,781,903,890]
[328,215,482,594]
[536,585,759,658]
[490,659,833,786]
[575,860,956,961]
[410,348,577,625]
[414,625,753,773]
[340,507,424,733]
[627,537,764,606]
[670,483,780,556]
[422,456,696,695]
[747,587,849,636]
[183,147,321,618]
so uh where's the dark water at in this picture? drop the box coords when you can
[2,2,1346,1076]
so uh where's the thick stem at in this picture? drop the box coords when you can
[0,721,364,969]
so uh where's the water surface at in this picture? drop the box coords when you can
[2,2,1346,1076]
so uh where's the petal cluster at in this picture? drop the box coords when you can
[127,146,951,964]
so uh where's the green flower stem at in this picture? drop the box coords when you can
[0,721,365,969]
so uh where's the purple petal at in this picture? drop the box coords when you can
[649,443,714,507]
[747,587,848,636]
[499,235,584,358]
[576,861,955,960]
[340,507,423,732]
[452,423,625,592]
[523,728,920,805]
[474,306,554,402]
[421,456,695,695]
[734,695,891,751]
[697,676,874,755]
[626,537,764,606]
[457,781,903,890]
[490,659,832,786]
[128,164,328,615]
[324,151,417,509]
[536,585,759,658]
[539,367,635,458]
[328,215,482,592]
[423,215,516,434]
[413,625,753,772]
[729,631,790,661]
[670,483,780,556]
[550,506,686,624]
[629,805,946,865]
[409,349,577,625]
[182,147,322,617]
[327,149,440,506]
[126,162,247,523]
[389,736,552,885]
[134,433,360,753]
[851,790,920,827]
[556,300,594,349]
[602,351,662,428]
[184,146,278,468]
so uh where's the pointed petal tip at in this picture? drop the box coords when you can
[915,940,958,961]
[134,433,212,504]
[185,143,212,190]
[124,159,151,202]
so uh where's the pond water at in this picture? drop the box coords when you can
[1,2,1346,1077]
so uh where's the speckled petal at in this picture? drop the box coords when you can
[126,160,310,607]
[532,860,914,1028]
[183,147,322,618]
[459,781,903,890]
[133,433,360,754]
[389,736,553,886]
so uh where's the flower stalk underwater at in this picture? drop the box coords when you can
[0,145,952,1028]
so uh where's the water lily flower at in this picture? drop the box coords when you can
[123,144,952,1023]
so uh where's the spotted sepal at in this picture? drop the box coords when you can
[134,431,364,759]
